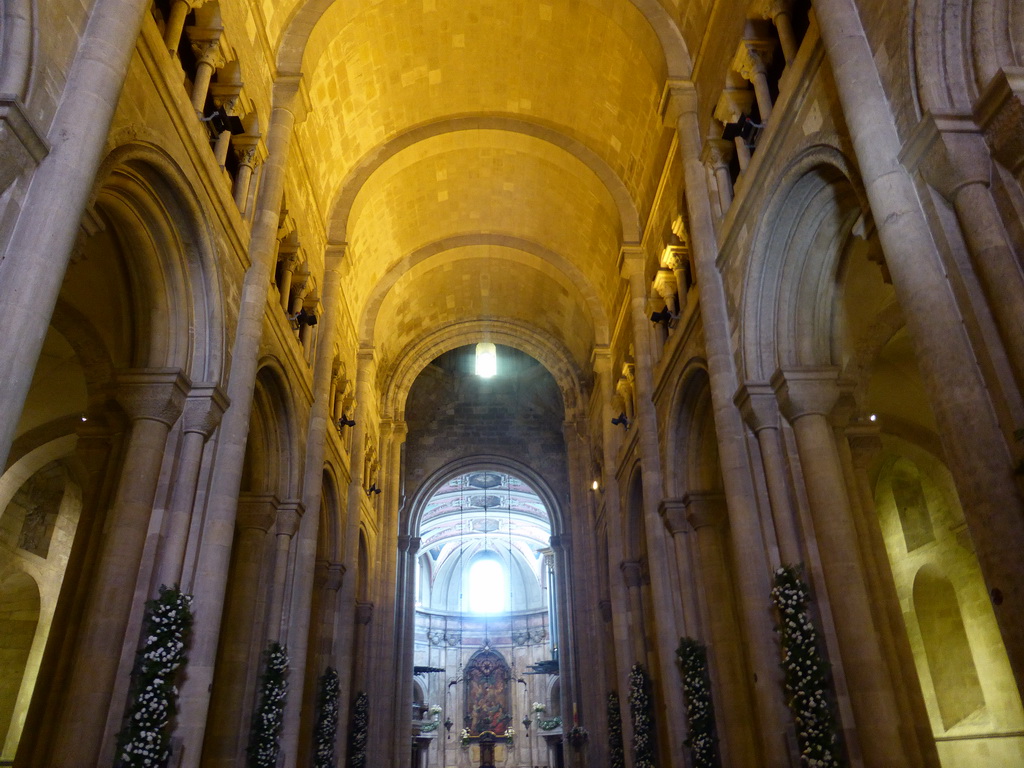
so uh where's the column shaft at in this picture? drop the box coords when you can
[0,0,154,471]
[672,85,792,767]
[176,78,303,764]
[814,0,1024,692]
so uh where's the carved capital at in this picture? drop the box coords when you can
[652,267,678,301]
[734,382,780,432]
[208,82,243,114]
[231,135,260,167]
[276,500,303,537]
[186,28,225,68]
[658,497,688,535]
[771,367,841,423]
[0,98,48,194]
[620,559,644,587]
[684,491,728,530]
[598,599,613,622]
[975,67,1024,179]
[182,384,229,436]
[714,86,756,126]
[846,425,883,471]
[902,112,992,200]
[236,494,279,532]
[114,369,190,426]
[355,601,374,625]
[701,138,734,169]
[734,38,775,83]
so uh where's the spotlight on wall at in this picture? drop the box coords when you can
[591,479,600,491]
[611,412,629,429]
[368,483,382,495]
[338,414,356,428]
[650,307,676,326]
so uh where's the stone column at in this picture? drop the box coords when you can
[0,0,160,472]
[176,75,307,764]
[702,138,735,214]
[619,247,689,760]
[50,369,189,765]
[814,0,1024,692]
[153,384,228,591]
[685,492,761,768]
[163,0,198,54]
[277,244,300,312]
[267,501,303,639]
[772,367,909,766]
[186,27,224,114]
[905,114,1024,392]
[619,560,647,665]
[734,383,802,566]
[201,496,277,767]
[231,135,261,212]
[658,498,701,636]
[333,347,375,767]
[668,81,791,768]
[845,427,940,768]
[759,0,798,64]
[279,246,346,767]
[735,40,775,122]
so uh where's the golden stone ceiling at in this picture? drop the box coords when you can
[282,0,689,392]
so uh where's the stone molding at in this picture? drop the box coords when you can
[770,367,841,422]
[113,368,190,426]
[182,383,230,436]
[0,97,48,193]
[620,559,644,587]
[683,491,728,530]
[275,500,304,536]
[236,494,280,532]
[975,67,1024,179]
[658,497,688,535]
[734,382,781,432]
[355,600,374,625]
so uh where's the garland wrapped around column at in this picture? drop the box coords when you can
[770,565,843,768]
[627,663,656,768]
[676,638,720,768]
[313,667,340,768]
[115,585,193,768]
[246,642,289,768]
[347,691,369,768]
[607,692,625,768]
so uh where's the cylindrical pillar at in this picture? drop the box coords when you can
[738,43,774,122]
[0,0,164,472]
[686,492,761,768]
[233,146,257,210]
[50,369,189,765]
[152,384,228,591]
[175,75,306,764]
[735,383,802,566]
[814,0,1024,692]
[773,367,909,766]
[267,502,302,639]
[702,138,735,214]
[768,0,798,64]
[163,0,192,54]
[188,33,223,113]
[669,82,792,767]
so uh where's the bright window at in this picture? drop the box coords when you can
[468,557,505,614]
[475,342,497,378]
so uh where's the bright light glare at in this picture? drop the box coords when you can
[468,558,505,614]
[869,414,877,422]
[475,342,497,378]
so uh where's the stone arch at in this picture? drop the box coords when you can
[0,571,39,759]
[622,463,647,563]
[275,0,690,80]
[327,116,644,245]
[912,563,986,728]
[241,361,300,498]
[384,320,583,422]
[740,145,868,381]
[663,361,723,498]
[356,528,370,603]
[357,233,609,346]
[89,143,225,381]
[911,0,1024,114]
[316,467,342,563]
[404,456,564,540]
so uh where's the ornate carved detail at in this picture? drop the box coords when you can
[511,628,548,646]
[182,384,229,436]
[114,369,190,426]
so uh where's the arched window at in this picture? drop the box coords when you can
[468,555,505,614]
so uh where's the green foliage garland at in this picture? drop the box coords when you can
[771,566,843,768]
[313,667,340,768]
[246,642,289,768]
[116,585,193,768]
[607,692,625,768]
[347,691,369,768]
[677,638,720,768]
[537,715,562,731]
[628,663,656,768]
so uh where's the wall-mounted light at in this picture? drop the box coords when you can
[338,415,356,428]
[295,308,317,327]
[367,483,382,495]
[611,413,629,429]
[591,479,600,491]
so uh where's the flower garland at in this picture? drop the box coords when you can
[607,692,625,768]
[677,638,720,768]
[565,725,588,748]
[771,566,843,768]
[116,585,193,768]
[420,721,439,733]
[628,663,656,768]
[313,667,340,768]
[537,715,562,731]
[246,642,289,768]
[348,691,369,768]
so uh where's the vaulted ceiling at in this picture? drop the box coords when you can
[275,0,693,396]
